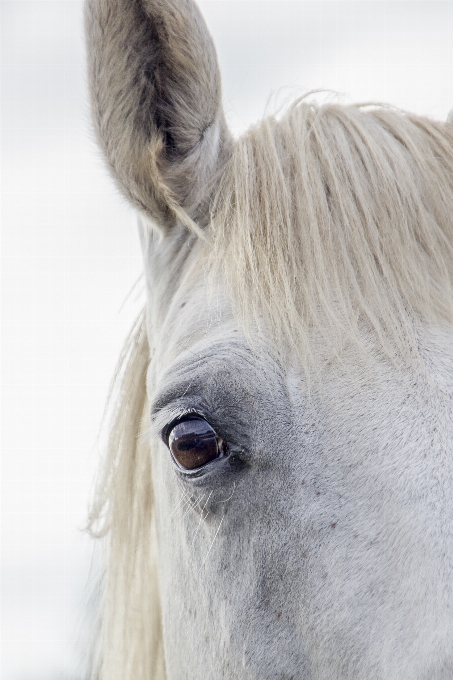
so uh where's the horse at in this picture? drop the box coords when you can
[84,0,453,678]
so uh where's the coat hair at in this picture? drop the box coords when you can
[85,0,453,678]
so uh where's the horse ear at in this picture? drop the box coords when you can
[85,0,233,232]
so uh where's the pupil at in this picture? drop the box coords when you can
[168,418,222,470]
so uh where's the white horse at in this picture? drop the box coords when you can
[84,1,453,678]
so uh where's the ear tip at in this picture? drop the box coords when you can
[86,0,231,230]
[447,110,453,125]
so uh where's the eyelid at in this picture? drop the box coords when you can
[160,408,208,445]
[150,390,207,436]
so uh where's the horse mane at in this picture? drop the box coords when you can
[86,99,453,679]
[209,99,453,373]
[86,312,166,680]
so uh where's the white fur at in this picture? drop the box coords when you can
[143,239,453,679]
[85,0,453,677]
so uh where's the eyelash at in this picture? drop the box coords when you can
[161,408,206,444]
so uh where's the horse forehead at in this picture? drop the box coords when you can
[160,271,453,365]
[153,300,453,441]
[144,238,453,448]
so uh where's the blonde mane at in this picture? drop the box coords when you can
[209,100,453,372]
[87,100,453,679]
[87,313,165,680]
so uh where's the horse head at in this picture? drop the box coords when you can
[85,1,453,678]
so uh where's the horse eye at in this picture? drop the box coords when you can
[167,417,226,471]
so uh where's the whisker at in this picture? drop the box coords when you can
[217,482,236,504]
[202,515,225,566]
[190,491,213,549]
[181,492,204,520]
[170,489,189,518]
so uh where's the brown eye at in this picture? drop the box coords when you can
[168,417,226,471]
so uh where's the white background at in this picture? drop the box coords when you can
[2,1,453,678]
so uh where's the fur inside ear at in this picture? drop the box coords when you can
[85,0,233,231]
